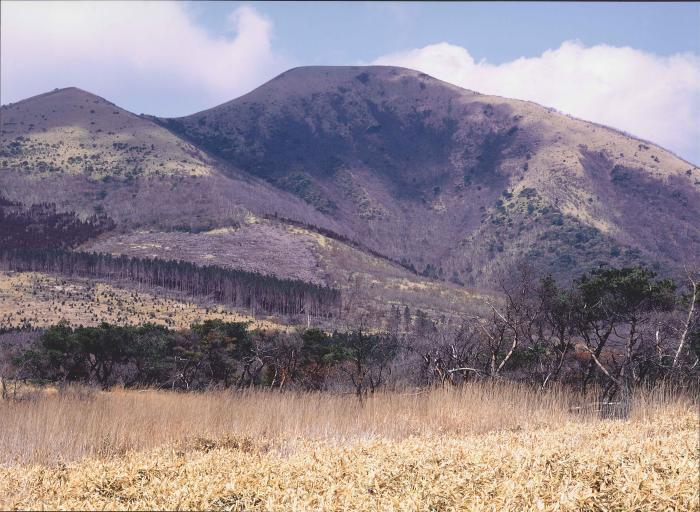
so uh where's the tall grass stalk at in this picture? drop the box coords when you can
[1,381,695,466]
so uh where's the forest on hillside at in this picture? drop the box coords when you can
[0,194,341,320]
[0,249,341,319]
[0,196,114,250]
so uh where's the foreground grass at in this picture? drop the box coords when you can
[0,384,697,510]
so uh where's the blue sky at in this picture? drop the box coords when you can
[190,2,700,64]
[1,1,699,162]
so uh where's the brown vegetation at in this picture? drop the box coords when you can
[0,271,283,330]
[0,384,697,510]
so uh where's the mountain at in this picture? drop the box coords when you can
[0,87,332,232]
[1,87,212,180]
[2,67,698,312]
[0,84,481,323]
[159,66,700,285]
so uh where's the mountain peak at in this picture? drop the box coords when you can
[0,86,213,181]
[276,64,426,79]
[157,64,698,285]
[2,86,113,111]
[198,65,477,112]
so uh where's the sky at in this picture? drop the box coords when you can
[1,1,699,163]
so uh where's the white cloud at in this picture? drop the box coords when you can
[0,1,288,115]
[374,41,700,164]
[2,3,698,163]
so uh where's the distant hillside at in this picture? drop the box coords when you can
[0,87,331,232]
[160,66,699,285]
[2,67,698,301]
[0,87,213,179]
[0,84,470,323]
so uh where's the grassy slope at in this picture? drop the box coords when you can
[0,88,213,180]
[0,88,336,232]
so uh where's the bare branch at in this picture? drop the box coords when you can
[582,345,620,386]
[672,271,697,368]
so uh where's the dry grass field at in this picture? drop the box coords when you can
[0,271,285,330]
[0,383,697,511]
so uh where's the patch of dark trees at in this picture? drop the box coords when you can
[0,249,341,319]
[2,266,696,401]
[2,321,398,396]
[0,195,114,250]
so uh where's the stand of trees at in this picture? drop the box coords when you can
[0,196,340,319]
[407,266,698,399]
[0,249,341,318]
[0,196,114,250]
[3,320,398,394]
[1,265,697,399]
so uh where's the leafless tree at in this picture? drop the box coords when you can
[672,269,698,370]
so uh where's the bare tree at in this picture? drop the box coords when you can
[478,265,544,378]
[410,321,482,386]
[672,269,698,369]
[538,276,577,388]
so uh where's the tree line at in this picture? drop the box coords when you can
[0,194,340,319]
[2,320,397,396]
[1,265,697,400]
[0,249,341,319]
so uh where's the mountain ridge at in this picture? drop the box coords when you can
[158,65,699,284]
[2,66,698,299]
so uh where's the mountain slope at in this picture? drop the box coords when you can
[160,65,700,285]
[2,67,698,299]
[1,84,473,324]
[0,87,338,232]
[0,87,214,179]
[79,213,486,323]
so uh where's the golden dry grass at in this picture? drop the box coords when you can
[0,271,285,330]
[0,384,697,510]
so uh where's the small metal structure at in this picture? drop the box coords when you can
[569,398,632,419]
[598,399,631,419]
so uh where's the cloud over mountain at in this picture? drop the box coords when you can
[2,2,697,163]
[374,41,700,164]
[0,1,288,116]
